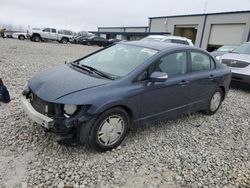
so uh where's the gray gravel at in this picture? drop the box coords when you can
[0,38,250,188]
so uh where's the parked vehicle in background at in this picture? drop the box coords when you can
[211,45,239,60]
[12,32,29,40]
[28,28,72,44]
[220,42,250,85]
[58,29,73,36]
[141,35,194,46]
[80,36,109,46]
[70,35,86,44]
[106,38,123,45]
[4,32,13,38]
[70,33,95,44]
[21,41,231,151]
[0,28,6,38]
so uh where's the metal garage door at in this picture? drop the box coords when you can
[209,24,245,45]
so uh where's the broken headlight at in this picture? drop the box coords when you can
[64,104,77,116]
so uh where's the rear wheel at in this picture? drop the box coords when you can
[78,108,129,151]
[203,88,223,115]
[33,35,41,42]
[18,35,25,40]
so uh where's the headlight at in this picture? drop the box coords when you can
[64,104,77,115]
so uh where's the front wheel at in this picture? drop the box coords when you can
[79,108,129,151]
[203,88,223,115]
[61,38,68,44]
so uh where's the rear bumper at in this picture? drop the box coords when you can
[231,72,250,84]
[21,95,54,129]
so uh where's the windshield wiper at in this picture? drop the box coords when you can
[71,62,115,80]
[80,64,115,80]
[71,62,93,74]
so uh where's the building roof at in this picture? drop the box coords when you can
[98,26,148,29]
[149,10,250,19]
[90,31,170,36]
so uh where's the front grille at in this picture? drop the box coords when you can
[222,59,250,68]
[29,92,54,116]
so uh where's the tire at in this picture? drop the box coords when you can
[203,88,223,115]
[33,35,41,42]
[61,38,68,44]
[18,35,25,40]
[78,107,129,151]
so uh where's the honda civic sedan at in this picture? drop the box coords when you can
[21,41,231,151]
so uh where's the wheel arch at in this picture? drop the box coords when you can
[61,37,69,41]
[219,86,226,101]
[32,33,41,37]
[94,104,135,124]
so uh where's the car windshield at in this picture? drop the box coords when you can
[217,45,236,52]
[232,43,250,55]
[78,44,158,77]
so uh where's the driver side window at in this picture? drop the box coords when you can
[43,28,50,32]
[149,51,187,76]
[137,51,187,81]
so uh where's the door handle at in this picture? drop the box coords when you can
[179,80,189,85]
[209,74,214,80]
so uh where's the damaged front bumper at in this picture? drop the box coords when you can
[21,95,54,129]
[21,94,94,136]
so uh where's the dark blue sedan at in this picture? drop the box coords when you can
[21,41,231,151]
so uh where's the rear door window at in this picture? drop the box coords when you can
[191,52,215,72]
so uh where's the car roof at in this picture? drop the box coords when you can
[121,40,197,51]
[144,35,190,41]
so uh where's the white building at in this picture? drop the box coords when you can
[149,10,250,51]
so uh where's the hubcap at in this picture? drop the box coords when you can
[97,115,125,146]
[210,92,221,111]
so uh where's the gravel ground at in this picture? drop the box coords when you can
[0,38,250,188]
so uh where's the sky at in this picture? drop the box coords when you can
[0,0,250,32]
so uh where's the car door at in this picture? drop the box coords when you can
[41,28,51,39]
[187,50,218,109]
[138,51,192,121]
[50,28,58,40]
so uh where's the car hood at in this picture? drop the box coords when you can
[28,64,111,102]
[220,53,250,62]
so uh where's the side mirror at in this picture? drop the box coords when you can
[149,72,168,83]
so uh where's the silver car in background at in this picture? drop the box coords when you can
[141,35,194,46]
[220,42,250,85]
